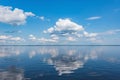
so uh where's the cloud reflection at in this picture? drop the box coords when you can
[0,66,30,80]
[0,46,25,57]
[42,47,100,76]
[0,46,113,76]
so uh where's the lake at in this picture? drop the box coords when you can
[0,46,120,80]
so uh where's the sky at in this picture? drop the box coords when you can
[0,0,120,45]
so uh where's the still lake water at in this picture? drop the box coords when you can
[0,46,120,80]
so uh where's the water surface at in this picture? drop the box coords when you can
[0,46,120,80]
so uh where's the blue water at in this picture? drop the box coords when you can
[0,46,120,80]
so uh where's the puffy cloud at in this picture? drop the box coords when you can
[29,34,36,41]
[28,18,114,44]
[42,18,101,43]
[25,12,35,16]
[86,16,101,20]
[0,35,24,43]
[0,35,10,39]
[83,31,98,37]
[0,5,35,26]
[42,18,86,43]
[67,36,76,41]
[44,18,84,35]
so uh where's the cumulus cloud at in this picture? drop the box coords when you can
[32,18,119,44]
[0,5,35,26]
[44,18,84,35]
[42,18,100,43]
[86,16,101,20]
[67,36,76,41]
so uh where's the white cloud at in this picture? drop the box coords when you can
[29,34,36,41]
[42,18,101,43]
[83,31,98,37]
[25,12,35,16]
[38,16,50,21]
[86,16,101,20]
[83,31,102,43]
[10,37,23,41]
[43,18,85,42]
[29,34,58,43]
[44,18,84,35]
[38,38,58,43]
[0,35,11,39]
[39,16,45,21]
[50,34,59,40]
[0,35,24,43]
[0,5,35,26]
[30,18,120,44]
[67,37,76,41]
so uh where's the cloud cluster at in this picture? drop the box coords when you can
[28,18,116,44]
[29,34,58,43]
[0,5,35,26]
[0,35,24,43]
[0,66,29,80]
[0,46,24,57]
[44,18,84,35]
[41,18,99,43]
[83,31,98,37]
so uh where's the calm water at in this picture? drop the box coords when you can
[0,46,120,80]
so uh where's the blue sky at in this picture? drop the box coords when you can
[0,0,120,45]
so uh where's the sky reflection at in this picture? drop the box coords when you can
[0,66,30,80]
[0,46,120,79]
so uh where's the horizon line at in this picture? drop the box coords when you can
[0,45,120,46]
